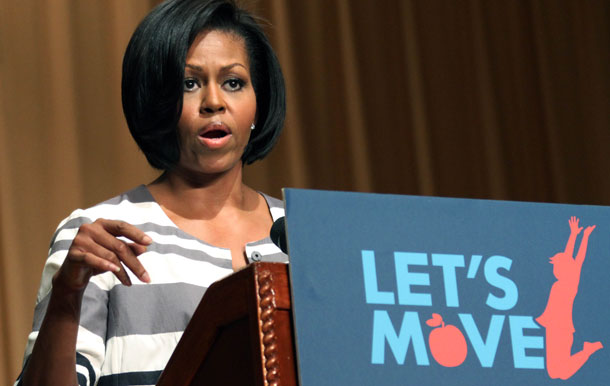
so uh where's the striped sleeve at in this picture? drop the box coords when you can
[16,209,107,386]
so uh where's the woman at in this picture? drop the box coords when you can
[17,0,286,385]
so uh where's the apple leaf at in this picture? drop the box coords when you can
[426,312,443,327]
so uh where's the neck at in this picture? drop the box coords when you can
[149,162,255,220]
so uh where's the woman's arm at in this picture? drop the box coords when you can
[564,216,583,257]
[20,276,85,386]
[575,225,595,267]
[20,219,151,386]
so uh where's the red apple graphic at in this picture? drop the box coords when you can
[426,313,467,367]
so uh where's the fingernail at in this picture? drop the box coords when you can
[110,264,121,273]
[141,272,151,283]
[143,235,153,244]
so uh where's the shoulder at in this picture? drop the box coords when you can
[40,186,161,300]
[260,192,284,222]
[50,185,160,246]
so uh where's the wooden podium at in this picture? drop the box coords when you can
[156,262,298,386]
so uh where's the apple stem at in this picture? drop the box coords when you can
[441,321,445,328]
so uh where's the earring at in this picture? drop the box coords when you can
[250,123,256,131]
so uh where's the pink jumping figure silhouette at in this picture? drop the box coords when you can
[536,217,603,380]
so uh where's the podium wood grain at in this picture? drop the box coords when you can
[156,262,297,386]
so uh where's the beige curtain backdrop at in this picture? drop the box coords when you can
[1,0,609,382]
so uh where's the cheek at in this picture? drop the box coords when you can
[180,103,196,119]
[177,101,200,133]
[239,91,257,125]
[176,116,191,141]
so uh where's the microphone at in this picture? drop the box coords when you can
[270,217,288,253]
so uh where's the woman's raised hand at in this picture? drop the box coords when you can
[568,216,583,235]
[584,224,596,237]
[54,219,152,292]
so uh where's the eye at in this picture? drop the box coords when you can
[223,78,246,92]
[183,78,200,92]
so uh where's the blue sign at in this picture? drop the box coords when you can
[284,189,609,386]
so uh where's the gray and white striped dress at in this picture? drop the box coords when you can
[16,185,287,386]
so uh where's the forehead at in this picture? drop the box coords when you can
[186,30,249,67]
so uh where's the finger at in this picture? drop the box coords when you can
[81,251,122,275]
[127,242,149,256]
[90,230,149,284]
[99,219,152,246]
[59,249,122,291]
[77,220,150,284]
[81,240,134,286]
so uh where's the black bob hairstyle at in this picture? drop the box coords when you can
[122,0,285,170]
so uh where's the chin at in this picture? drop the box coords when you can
[186,158,243,176]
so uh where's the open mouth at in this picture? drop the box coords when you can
[200,129,228,139]
[198,123,232,148]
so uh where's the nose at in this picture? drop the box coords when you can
[200,84,225,114]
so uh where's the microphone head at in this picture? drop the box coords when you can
[270,217,287,254]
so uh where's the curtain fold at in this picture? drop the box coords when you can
[1,0,609,382]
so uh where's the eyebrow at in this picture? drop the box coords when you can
[185,63,247,72]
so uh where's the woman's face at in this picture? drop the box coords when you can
[176,30,256,176]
